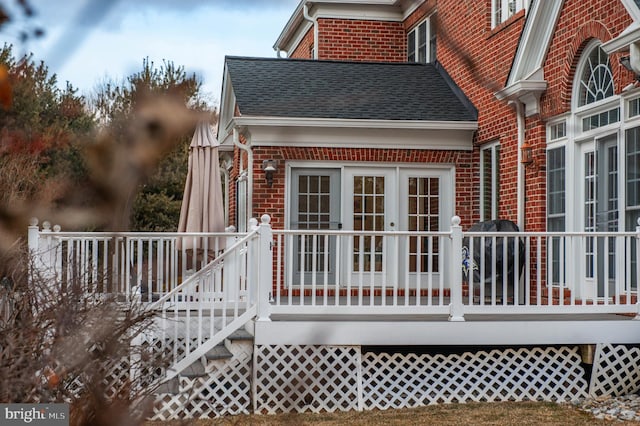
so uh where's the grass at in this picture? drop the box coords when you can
[145,401,634,425]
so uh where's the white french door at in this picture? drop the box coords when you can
[343,169,397,285]
[342,167,453,286]
[581,135,619,299]
[289,165,454,287]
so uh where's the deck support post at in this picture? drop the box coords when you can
[256,214,273,322]
[449,216,465,322]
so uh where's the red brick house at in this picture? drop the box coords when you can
[29,1,640,417]
[218,0,640,300]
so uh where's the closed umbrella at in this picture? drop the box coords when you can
[178,122,225,257]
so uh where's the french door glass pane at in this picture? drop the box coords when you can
[584,151,596,278]
[296,175,332,272]
[407,177,439,272]
[353,176,384,272]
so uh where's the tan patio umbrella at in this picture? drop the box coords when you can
[178,122,225,255]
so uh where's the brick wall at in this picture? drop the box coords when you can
[244,147,474,230]
[433,1,525,226]
[235,0,637,233]
[433,0,634,231]
[540,0,634,118]
[290,27,314,59]
[317,18,406,62]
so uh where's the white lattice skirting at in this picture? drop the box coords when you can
[253,345,591,414]
[79,342,640,418]
[590,343,640,397]
[362,347,589,409]
[254,345,362,414]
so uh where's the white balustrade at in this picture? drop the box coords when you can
[28,216,640,322]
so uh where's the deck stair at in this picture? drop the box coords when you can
[152,327,255,419]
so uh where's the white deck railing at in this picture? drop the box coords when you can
[27,219,238,302]
[272,217,640,319]
[28,216,274,379]
[28,215,640,323]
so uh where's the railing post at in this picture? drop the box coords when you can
[449,216,465,322]
[635,218,640,320]
[256,214,272,322]
[223,225,238,302]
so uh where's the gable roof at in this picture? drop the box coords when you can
[224,56,477,122]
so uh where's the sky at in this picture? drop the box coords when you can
[3,0,300,106]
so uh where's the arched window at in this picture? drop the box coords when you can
[577,45,614,106]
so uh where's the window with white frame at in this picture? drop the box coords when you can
[547,146,566,285]
[627,127,640,288]
[480,142,500,221]
[407,15,436,63]
[492,0,529,27]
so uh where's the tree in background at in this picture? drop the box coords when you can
[0,43,95,250]
[0,4,202,425]
[90,58,216,231]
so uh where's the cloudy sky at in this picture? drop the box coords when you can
[4,0,300,105]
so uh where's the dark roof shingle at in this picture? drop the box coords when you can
[225,56,477,122]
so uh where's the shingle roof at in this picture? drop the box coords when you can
[225,56,477,122]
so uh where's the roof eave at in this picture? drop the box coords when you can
[273,1,306,53]
[232,116,478,131]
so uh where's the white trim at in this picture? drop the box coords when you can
[239,124,474,151]
[284,21,314,57]
[506,0,563,86]
[572,41,616,111]
[491,0,531,29]
[406,13,437,63]
[621,0,640,23]
[255,319,640,346]
[217,66,235,146]
[496,1,563,115]
[602,22,640,54]
[232,116,478,130]
[273,0,428,53]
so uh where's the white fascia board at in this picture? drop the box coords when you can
[279,21,314,56]
[402,0,426,21]
[217,67,235,144]
[273,1,306,52]
[602,22,640,54]
[313,3,405,21]
[507,0,564,86]
[234,120,475,151]
[621,0,640,22]
[233,116,477,131]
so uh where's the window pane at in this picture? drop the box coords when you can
[481,144,500,220]
[407,30,416,62]
[547,147,566,217]
[627,127,640,207]
[578,46,614,107]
